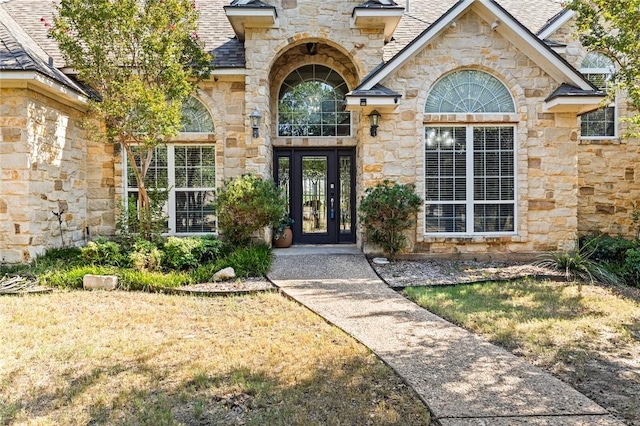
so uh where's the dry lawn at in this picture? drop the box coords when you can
[405,279,640,425]
[0,291,430,425]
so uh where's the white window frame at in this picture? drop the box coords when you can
[123,144,217,236]
[423,125,518,237]
[580,53,617,140]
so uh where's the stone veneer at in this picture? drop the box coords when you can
[550,20,640,240]
[0,87,113,263]
[357,10,580,255]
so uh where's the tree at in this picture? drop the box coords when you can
[49,0,214,239]
[567,0,640,136]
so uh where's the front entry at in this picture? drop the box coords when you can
[275,148,356,244]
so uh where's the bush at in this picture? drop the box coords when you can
[621,248,640,287]
[162,236,224,270]
[128,239,162,272]
[214,174,287,247]
[580,234,640,264]
[80,238,126,266]
[358,180,422,260]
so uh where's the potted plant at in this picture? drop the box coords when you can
[272,216,294,248]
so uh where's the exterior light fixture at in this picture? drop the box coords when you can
[360,98,367,106]
[249,107,262,138]
[369,110,381,137]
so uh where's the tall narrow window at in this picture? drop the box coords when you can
[425,70,516,236]
[278,64,351,137]
[580,52,616,139]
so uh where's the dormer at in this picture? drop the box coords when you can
[224,0,278,41]
[351,0,404,43]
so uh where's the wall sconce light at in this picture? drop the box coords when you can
[360,98,367,106]
[249,107,261,138]
[369,110,380,137]
[491,20,500,31]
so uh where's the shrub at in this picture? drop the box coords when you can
[162,237,203,270]
[214,174,287,247]
[80,238,126,267]
[580,234,640,264]
[358,180,422,260]
[621,248,640,287]
[534,240,621,286]
[128,239,162,272]
[161,236,224,270]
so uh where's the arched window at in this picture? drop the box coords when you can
[580,53,616,139]
[425,70,515,113]
[424,70,516,236]
[181,96,215,133]
[278,64,351,137]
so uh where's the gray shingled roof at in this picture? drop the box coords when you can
[1,0,566,72]
[0,6,85,94]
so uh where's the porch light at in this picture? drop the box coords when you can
[369,110,381,137]
[250,107,262,138]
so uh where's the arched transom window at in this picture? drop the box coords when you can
[278,64,351,137]
[181,96,215,133]
[425,70,515,113]
[424,70,516,236]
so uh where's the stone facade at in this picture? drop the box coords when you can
[0,87,113,262]
[549,19,640,240]
[2,0,639,262]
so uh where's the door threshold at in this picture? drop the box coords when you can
[273,244,361,256]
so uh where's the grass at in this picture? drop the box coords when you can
[0,291,431,425]
[404,278,640,424]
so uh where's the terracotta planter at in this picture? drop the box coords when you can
[273,226,293,248]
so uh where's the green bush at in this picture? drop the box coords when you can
[580,234,640,264]
[129,239,162,272]
[80,238,126,267]
[621,248,640,287]
[358,180,422,260]
[214,174,287,247]
[162,236,224,270]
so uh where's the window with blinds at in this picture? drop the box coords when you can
[580,52,616,139]
[425,126,515,235]
[125,145,216,235]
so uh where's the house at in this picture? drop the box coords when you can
[1,0,638,263]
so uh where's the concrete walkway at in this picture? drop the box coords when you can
[267,249,624,425]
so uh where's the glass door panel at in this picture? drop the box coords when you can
[339,155,352,234]
[301,156,328,234]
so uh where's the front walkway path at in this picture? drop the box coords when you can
[267,250,624,425]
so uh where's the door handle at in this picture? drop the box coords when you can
[330,197,335,219]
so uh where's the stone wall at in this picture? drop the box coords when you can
[551,20,640,240]
[0,87,92,263]
[361,10,581,255]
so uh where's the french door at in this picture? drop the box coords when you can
[274,148,356,244]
